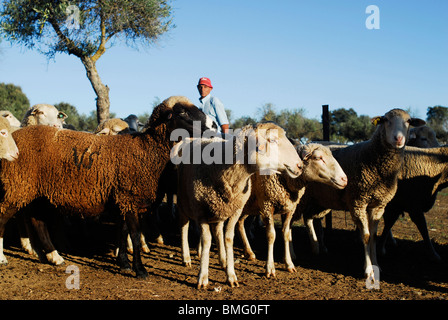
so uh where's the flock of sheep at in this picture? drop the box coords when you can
[0,97,446,290]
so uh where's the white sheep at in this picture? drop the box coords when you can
[0,110,21,131]
[94,118,130,135]
[297,109,425,280]
[0,116,19,265]
[238,143,347,277]
[21,104,67,128]
[174,122,303,289]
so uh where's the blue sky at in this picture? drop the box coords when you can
[0,0,447,123]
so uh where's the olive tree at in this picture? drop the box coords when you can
[1,0,173,124]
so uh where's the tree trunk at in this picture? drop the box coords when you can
[81,56,110,124]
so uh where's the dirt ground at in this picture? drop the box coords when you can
[1,189,448,307]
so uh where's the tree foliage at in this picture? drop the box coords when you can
[330,108,375,143]
[0,82,30,120]
[0,0,174,124]
[426,105,448,143]
[232,103,322,143]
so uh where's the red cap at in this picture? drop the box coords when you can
[198,77,213,88]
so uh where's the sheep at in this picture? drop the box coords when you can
[0,110,21,131]
[20,104,68,128]
[94,117,151,254]
[174,122,303,289]
[123,114,144,132]
[407,125,440,148]
[0,116,20,162]
[0,96,215,278]
[0,116,20,265]
[378,145,448,261]
[237,143,348,277]
[94,118,130,135]
[296,109,425,279]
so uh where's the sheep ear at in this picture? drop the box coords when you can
[112,125,126,133]
[410,118,425,127]
[299,146,312,161]
[97,127,110,135]
[371,116,384,126]
[296,144,312,160]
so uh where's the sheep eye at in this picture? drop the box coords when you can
[0,130,8,137]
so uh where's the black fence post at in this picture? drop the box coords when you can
[322,105,332,231]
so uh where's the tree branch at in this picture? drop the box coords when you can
[48,16,84,58]
[90,10,107,63]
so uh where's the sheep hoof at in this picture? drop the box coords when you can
[142,245,150,254]
[287,266,297,273]
[229,280,239,288]
[136,271,148,279]
[156,235,164,245]
[183,261,192,268]
[265,271,276,279]
[197,278,209,290]
[244,252,256,261]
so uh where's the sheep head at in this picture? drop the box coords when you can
[298,143,348,189]
[240,122,303,178]
[371,108,425,149]
[146,96,216,137]
[0,117,19,161]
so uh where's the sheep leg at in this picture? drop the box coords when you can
[29,216,65,265]
[237,213,256,260]
[179,214,192,267]
[0,209,18,265]
[17,212,35,256]
[409,210,441,262]
[282,212,296,273]
[264,214,276,278]
[305,217,320,255]
[368,218,380,269]
[198,223,212,289]
[351,207,374,279]
[378,208,401,255]
[211,221,226,268]
[116,219,132,271]
[314,218,328,254]
[125,212,148,279]
[224,214,240,288]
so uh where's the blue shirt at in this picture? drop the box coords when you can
[198,95,229,131]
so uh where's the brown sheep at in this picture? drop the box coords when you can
[0,96,214,278]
